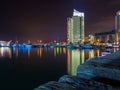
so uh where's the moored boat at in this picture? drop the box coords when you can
[101,51,111,56]
[82,44,94,49]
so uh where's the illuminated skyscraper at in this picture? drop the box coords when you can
[67,9,84,44]
[115,11,120,43]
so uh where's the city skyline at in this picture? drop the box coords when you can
[0,0,120,42]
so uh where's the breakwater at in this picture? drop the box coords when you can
[34,50,120,90]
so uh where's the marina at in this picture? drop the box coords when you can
[0,40,120,50]
[0,0,120,89]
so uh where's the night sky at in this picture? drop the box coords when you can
[0,0,120,42]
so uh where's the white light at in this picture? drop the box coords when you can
[116,11,120,15]
[0,41,10,47]
[73,9,84,17]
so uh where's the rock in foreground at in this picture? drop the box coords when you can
[77,50,120,88]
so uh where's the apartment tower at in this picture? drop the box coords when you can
[67,9,84,44]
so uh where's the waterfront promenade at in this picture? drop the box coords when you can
[34,50,120,90]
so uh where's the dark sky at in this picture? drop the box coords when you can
[0,0,120,42]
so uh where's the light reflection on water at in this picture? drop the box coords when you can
[67,49,100,75]
[67,49,85,75]
[0,47,12,58]
[0,47,119,75]
[37,48,43,58]
[0,47,119,89]
[0,47,119,62]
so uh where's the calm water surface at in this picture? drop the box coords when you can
[0,47,119,89]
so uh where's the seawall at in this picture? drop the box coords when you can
[34,50,120,90]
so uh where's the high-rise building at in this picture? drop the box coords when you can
[115,11,120,43]
[67,9,84,44]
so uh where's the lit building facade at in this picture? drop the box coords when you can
[67,9,84,44]
[115,11,120,43]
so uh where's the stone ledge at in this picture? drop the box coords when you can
[34,75,117,90]
[34,81,76,90]
[58,75,115,90]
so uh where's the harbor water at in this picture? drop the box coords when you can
[0,47,119,89]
